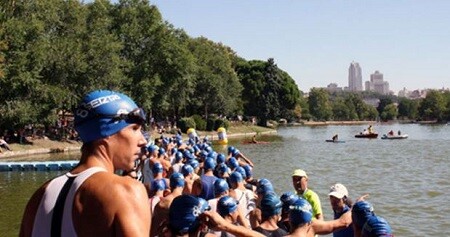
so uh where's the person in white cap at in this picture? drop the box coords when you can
[292,169,323,220]
[328,183,354,237]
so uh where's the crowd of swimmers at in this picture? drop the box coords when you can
[19,90,393,237]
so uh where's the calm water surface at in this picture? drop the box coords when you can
[1,124,449,236]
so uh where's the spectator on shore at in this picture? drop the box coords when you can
[19,90,150,236]
[0,136,12,152]
[292,169,324,220]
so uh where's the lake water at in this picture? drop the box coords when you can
[1,123,449,236]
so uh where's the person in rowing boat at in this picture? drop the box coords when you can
[332,134,338,142]
[20,90,150,237]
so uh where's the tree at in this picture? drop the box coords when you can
[418,90,447,122]
[380,103,398,121]
[397,98,419,120]
[308,88,332,121]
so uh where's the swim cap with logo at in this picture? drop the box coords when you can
[74,90,145,143]
[169,195,210,235]
[289,198,313,226]
[170,172,185,189]
[260,192,283,219]
[217,196,239,217]
[361,215,393,237]
[352,201,375,228]
[280,191,300,214]
[214,178,230,196]
[152,162,164,174]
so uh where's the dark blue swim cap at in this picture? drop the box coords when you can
[227,157,239,170]
[74,90,145,143]
[151,179,166,192]
[203,158,216,171]
[257,178,274,195]
[169,195,210,235]
[214,178,229,196]
[260,192,283,219]
[230,171,243,184]
[280,191,300,213]
[181,164,194,176]
[217,196,238,217]
[235,166,247,179]
[352,201,375,228]
[361,215,393,237]
[216,153,226,164]
[289,198,313,226]
[152,162,164,174]
[170,172,185,189]
[242,164,253,178]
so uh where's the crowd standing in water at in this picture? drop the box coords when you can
[20,90,394,237]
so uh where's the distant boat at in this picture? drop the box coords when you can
[355,133,378,138]
[381,134,408,140]
[325,139,346,143]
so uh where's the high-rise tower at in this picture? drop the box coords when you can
[348,62,363,91]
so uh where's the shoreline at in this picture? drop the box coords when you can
[0,127,277,160]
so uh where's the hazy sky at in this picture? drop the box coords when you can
[149,0,449,93]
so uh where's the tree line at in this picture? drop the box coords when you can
[0,0,449,135]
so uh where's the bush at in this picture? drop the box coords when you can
[206,118,215,131]
[177,117,196,133]
[191,115,206,131]
[213,118,230,131]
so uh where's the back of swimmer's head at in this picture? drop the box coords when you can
[289,198,313,228]
[361,215,393,237]
[74,90,146,143]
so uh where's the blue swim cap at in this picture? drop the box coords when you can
[207,151,217,159]
[217,196,239,217]
[289,198,313,226]
[169,195,210,235]
[352,201,375,228]
[280,191,300,213]
[216,153,226,164]
[242,164,253,178]
[257,178,274,195]
[203,158,216,171]
[260,192,283,219]
[175,151,183,163]
[216,163,230,177]
[227,146,235,154]
[190,160,200,169]
[171,147,178,155]
[235,166,247,179]
[170,172,185,189]
[214,178,229,196]
[147,144,159,153]
[151,179,166,192]
[227,157,239,170]
[74,90,145,143]
[361,215,393,237]
[232,149,241,157]
[199,150,208,159]
[152,162,164,174]
[158,147,166,156]
[181,164,194,176]
[229,171,243,184]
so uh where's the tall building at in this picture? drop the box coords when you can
[365,70,390,94]
[348,62,363,91]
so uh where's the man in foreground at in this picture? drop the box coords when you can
[20,90,150,237]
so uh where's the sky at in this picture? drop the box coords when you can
[148,0,450,94]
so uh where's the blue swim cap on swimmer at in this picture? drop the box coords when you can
[361,215,393,237]
[230,171,243,184]
[227,146,235,154]
[242,164,253,178]
[181,164,194,176]
[217,196,239,217]
[203,158,216,171]
[169,195,210,235]
[227,157,239,170]
[190,160,200,169]
[352,201,375,228]
[175,151,183,163]
[147,144,158,153]
[216,163,230,177]
[280,191,300,213]
[235,166,247,179]
[260,192,283,219]
[170,172,185,189]
[232,149,241,157]
[158,147,166,156]
[257,178,275,195]
[151,179,166,192]
[214,178,229,196]
[289,198,313,226]
[74,90,145,143]
[216,153,226,164]
[152,162,164,174]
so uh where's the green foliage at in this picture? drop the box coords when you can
[418,90,447,122]
[177,117,196,133]
[214,118,229,131]
[380,103,398,121]
[398,98,419,120]
[191,114,206,131]
[308,88,332,121]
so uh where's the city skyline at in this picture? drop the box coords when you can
[150,0,450,93]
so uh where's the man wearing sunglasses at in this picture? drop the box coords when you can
[20,90,150,237]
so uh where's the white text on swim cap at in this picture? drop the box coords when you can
[86,94,121,110]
